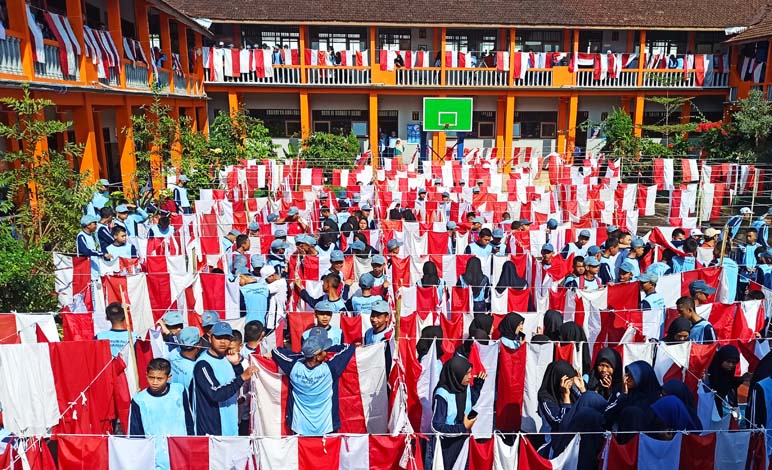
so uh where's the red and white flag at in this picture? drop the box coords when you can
[380,50,397,71]
[496,51,510,72]
[253,49,274,78]
[412,50,431,68]
[513,51,531,79]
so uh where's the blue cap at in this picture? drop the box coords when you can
[271,239,288,251]
[115,204,129,213]
[163,310,184,326]
[606,225,618,233]
[492,228,504,238]
[579,229,591,238]
[211,321,234,338]
[442,192,450,198]
[250,254,265,268]
[638,273,658,284]
[447,222,457,230]
[337,190,347,199]
[267,214,279,222]
[314,300,335,313]
[473,216,485,224]
[359,272,375,288]
[372,254,386,265]
[305,235,317,247]
[233,255,248,270]
[371,300,390,315]
[689,279,717,296]
[274,229,287,238]
[519,218,532,225]
[80,215,99,226]
[585,257,601,267]
[619,260,637,273]
[227,229,241,237]
[331,250,345,262]
[351,240,365,251]
[295,234,308,245]
[418,188,427,194]
[541,243,554,253]
[587,246,601,256]
[631,238,645,249]
[201,310,220,327]
[288,206,299,216]
[306,326,329,339]
[386,239,402,250]
[547,219,558,230]
[302,334,332,358]
[361,204,372,211]
[248,222,260,231]
[434,178,442,184]
[178,327,201,346]
[178,175,189,182]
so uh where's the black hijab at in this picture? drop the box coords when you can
[318,231,337,250]
[538,360,577,406]
[662,379,702,431]
[707,345,741,399]
[456,328,489,357]
[625,361,661,408]
[587,347,623,399]
[435,356,472,423]
[665,317,692,342]
[469,313,494,336]
[531,334,550,345]
[551,391,607,456]
[543,310,563,342]
[420,261,441,287]
[496,260,528,293]
[559,321,591,374]
[417,326,444,362]
[751,349,772,391]
[498,312,525,341]
[462,257,485,297]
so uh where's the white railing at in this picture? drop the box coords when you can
[173,74,187,95]
[396,68,441,86]
[513,69,552,87]
[705,72,729,88]
[35,43,79,81]
[0,35,23,76]
[125,63,149,89]
[99,66,120,86]
[642,70,695,88]
[576,70,638,87]
[204,66,303,85]
[306,67,370,85]
[445,69,508,87]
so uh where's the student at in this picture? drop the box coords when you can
[586,348,623,400]
[302,302,344,345]
[96,206,115,248]
[105,225,139,260]
[561,230,591,258]
[498,312,525,350]
[229,235,251,276]
[237,265,269,324]
[364,300,392,345]
[77,214,113,278]
[241,321,265,358]
[368,255,389,297]
[726,207,753,241]
[703,345,742,418]
[114,203,149,238]
[639,273,665,310]
[221,229,240,255]
[348,273,381,316]
[689,279,717,307]
[173,175,192,214]
[538,360,584,433]
[262,265,288,332]
[192,322,257,436]
[168,327,201,390]
[322,250,346,283]
[148,216,175,239]
[664,318,693,343]
[676,296,716,344]
[95,302,140,357]
[158,310,185,350]
[129,358,194,470]
[271,330,356,435]
[457,257,491,314]
[297,272,347,312]
[598,238,620,283]
[465,227,494,257]
[417,261,448,303]
[199,310,220,349]
[565,257,603,290]
[562,256,586,287]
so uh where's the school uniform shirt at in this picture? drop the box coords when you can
[96,223,114,248]
[95,329,140,357]
[129,383,193,470]
[169,348,198,391]
[752,219,770,248]
[173,185,191,213]
[241,281,269,325]
[265,278,288,330]
[271,344,356,435]
[86,191,110,217]
[641,291,666,310]
[114,208,149,237]
[349,294,381,316]
[364,326,393,345]
[465,241,493,257]
[76,230,104,280]
[302,325,344,346]
[689,319,717,344]
[105,242,138,260]
[148,225,175,239]
[561,242,588,259]
[599,255,616,283]
[192,351,245,436]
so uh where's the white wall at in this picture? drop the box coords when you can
[515,97,559,111]
[242,93,299,110]
[310,94,368,110]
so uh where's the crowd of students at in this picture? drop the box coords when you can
[66,175,772,469]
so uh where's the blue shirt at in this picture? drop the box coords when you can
[169,348,198,391]
[192,351,244,436]
[364,326,392,345]
[95,329,140,357]
[114,208,148,237]
[241,281,269,324]
[302,325,344,346]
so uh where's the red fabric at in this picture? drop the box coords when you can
[467,342,487,376]
[606,283,640,311]
[451,287,470,315]
[134,339,155,390]
[506,288,530,312]
[678,433,716,469]
[146,273,173,322]
[71,257,93,300]
[554,343,574,364]
[254,356,291,435]
[390,256,410,290]
[49,341,118,435]
[299,436,342,468]
[440,313,463,359]
[288,312,316,352]
[604,435,639,470]
[415,286,440,319]
[518,435,553,470]
[427,232,449,255]
[685,342,719,399]
[199,273,225,318]
[708,303,737,343]
[469,437,494,470]
[61,313,95,342]
[398,315,423,432]
[56,435,108,470]
[298,255,320,281]
[495,344,526,432]
[0,315,20,344]
[338,353,367,433]
[35,324,49,343]
[168,436,210,470]
[369,435,407,470]
[340,315,364,345]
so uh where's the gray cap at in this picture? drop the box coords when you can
[447,221,457,230]
[579,229,591,238]
[359,272,375,288]
[267,214,279,223]
[387,239,402,250]
[372,254,386,265]
[302,334,332,358]
[585,257,601,267]
[492,228,504,239]
[331,250,345,262]
[271,239,288,251]
[371,300,390,315]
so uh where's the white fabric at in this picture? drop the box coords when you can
[522,342,552,432]
[339,435,370,470]
[356,342,389,433]
[250,354,284,437]
[493,434,519,470]
[26,5,45,64]
[471,342,499,438]
[258,436,298,470]
[418,340,441,433]
[209,436,254,470]
[637,433,682,468]
[108,436,155,470]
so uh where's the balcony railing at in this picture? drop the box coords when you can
[396,68,441,86]
[576,70,638,88]
[204,66,303,85]
[0,34,24,76]
[705,72,729,88]
[125,62,150,89]
[513,69,552,87]
[99,66,120,86]
[35,43,79,81]
[641,70,695,88]
[155,69,170,93]
[173,74,187,95]
[306,66,370,85]
[767,86,772,101]
[445,69,508,87]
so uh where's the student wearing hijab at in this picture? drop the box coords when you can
[703,345,742,417]
[543,310,563,342]
[605,360,661,431]
[498,312,525,350]
[455,329,490,359]
[661,379,702,430]
[417,261,447,303]
[559,321,591,377]
[456,257,491,314]
[551,391,607,464]
[416,326,444,363]
[468,313,494,338]
[650,395,701,436]
[664,317,693,343]
[587,347,623,399]
[425,356,486,469]
[538,360,584,433]
[495,260,528,292]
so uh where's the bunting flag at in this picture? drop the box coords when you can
[280,48,299,65]
[379,50,397,71]
[253,49,274,78]
[43,11,79,76]
[171,53,183,76]
[569,52,595,72]
[445,51,471,68]
[339,50,368,67]
[0,313,58,344]
[682,158,699,182]
[513,52,531,79]
[411,50,432,68]
[636,184,658,216]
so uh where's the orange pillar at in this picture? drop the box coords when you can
[637,30,647,87]
[557,98,568,154]
[440,27,447,86]
[633,94,645,138]
[74,98,101,183]
[6,0,34,78]
[299,25,308,84]
[194,33,204,93]
[299,91,311,139]
[369,92,379,166]
[504,94,515,172]
[567,94,578,156]
[65,0,94,84]
[495,97,506,151]
[134,0,152,85]
[508,28,516,86]
[228,92,240,117]
[116,101,137,195]
[198,106,209,135]
[563,29,571,52]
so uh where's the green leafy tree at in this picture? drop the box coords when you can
[0,84,91,252]
[0,226,58,311]
[208,107,277,167]
[125,89,178,191]
[300,131,360,179]
[733,89,772,160]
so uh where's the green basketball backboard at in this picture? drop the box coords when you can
[423,97,473,132]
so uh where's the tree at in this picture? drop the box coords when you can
[125,88,178,191]
[733,89,772,160]
[207,107,278,167]
[300,131,360,179]
[0,84,92,252]
[0,226,58,312]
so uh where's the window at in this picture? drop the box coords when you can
[477,122,495,138]
[445,29,498,53]
[513,111,558,139]
[248,109,301,138]
[187,28,196,72]
[378,29,411,50]
[473,111,496,138]
[84,3,103,28]
[516,30,562,52]
[122,20,136,40]
[242,26,300,50]
[695,32,725,54]
[645,31,688,57]
[310,28,367,52]
[312,109,367,135]
[169,21,179,54]
[579,31,602,53]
